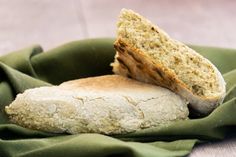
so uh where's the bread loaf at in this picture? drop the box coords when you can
[5,75,188,135]
[112,9,226,115]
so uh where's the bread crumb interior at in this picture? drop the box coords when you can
[117,9,221,97]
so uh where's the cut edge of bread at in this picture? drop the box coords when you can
[112,38,226,115]
[111,8,226,115]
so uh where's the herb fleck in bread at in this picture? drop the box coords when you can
[112,9,226,114]
[5,75,188,135]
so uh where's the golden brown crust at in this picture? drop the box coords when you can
[113,39,187,94]
[112,38,225,114]
[60,74,164,92]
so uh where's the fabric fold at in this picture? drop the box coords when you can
[0,38,235,157]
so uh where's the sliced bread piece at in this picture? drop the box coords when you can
[112,9,226,115]
[5,75,188,135]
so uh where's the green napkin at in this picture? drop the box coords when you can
[0,38,235,157]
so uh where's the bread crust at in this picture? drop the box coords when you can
[112,39,226,114]
[5,75,188,135]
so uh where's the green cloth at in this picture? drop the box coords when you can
[0,38,235,157]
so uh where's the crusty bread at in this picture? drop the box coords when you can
[111,9,226,115]
[5,75,188,135]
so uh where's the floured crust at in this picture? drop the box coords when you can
[112,38,225,115]
[5,75,188,135]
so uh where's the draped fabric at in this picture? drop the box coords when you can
[0,38,235,157]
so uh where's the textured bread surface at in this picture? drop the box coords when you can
[112,9,226,114]
[5,75,188,135]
